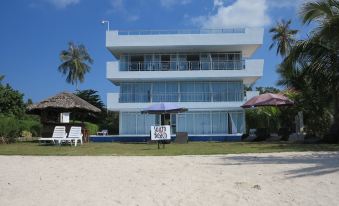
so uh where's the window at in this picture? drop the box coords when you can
[120,81,243,103]
[120,112,156,135]
[161,55,170,71]
[176,111,244,135]
[120,83,151,103]
[130,55,144,71]
[187,55,200,70]
[152,82,178,102]
[119,52,242,71]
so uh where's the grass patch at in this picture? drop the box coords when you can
[0,142,339,156]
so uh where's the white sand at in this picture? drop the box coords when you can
[1,152,339,206]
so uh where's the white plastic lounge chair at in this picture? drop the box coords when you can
[66,126,83,147]
[39,126,67,144]
[97,129,108,136]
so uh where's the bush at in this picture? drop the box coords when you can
[99,111,119,135]
[18,117,42,137]
[0,115,42,143]
[84,122,99,135]
[0,116,20,143]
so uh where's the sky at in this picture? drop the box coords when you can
[0,0,312,103]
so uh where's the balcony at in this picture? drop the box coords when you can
[107,93,245,112]
[119,92,243,103]
[106,28,264,57]
[120,60,244,71]
[107,59,264,86]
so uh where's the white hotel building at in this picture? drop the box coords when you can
[104,28,264,141]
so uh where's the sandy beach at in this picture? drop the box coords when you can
[1,152,339,206]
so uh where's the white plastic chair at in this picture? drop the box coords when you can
[97,129,108,136]
[66,126,83,147]
[39,126,67,144]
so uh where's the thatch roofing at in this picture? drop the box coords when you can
[27,92,101,113]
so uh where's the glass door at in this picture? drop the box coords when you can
[159,114,176,134]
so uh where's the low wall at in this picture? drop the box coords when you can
[90,134,242,142]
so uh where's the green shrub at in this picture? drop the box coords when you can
[84,122,99,135]
[0,115,42,143]
[18,118,42,137]
[0,116,20,143]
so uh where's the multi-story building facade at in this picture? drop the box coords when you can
[105,28,264,141]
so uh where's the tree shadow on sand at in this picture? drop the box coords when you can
[215,152,339,179]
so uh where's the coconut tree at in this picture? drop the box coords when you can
[279,0,339,140]
[301,0,339,140]
[58,42,93,90]
[269,19,299,57]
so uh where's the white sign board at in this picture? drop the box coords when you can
[60,112,70,123]
[151,125,171,141]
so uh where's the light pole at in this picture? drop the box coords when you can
[101,20,110,31]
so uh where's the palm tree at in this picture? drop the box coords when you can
[300,0,339,140]
[269,19,298,57]
[279,0,339,140]
[58,42,93,90]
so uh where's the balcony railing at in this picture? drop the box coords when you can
[117,28,246,35]
[120,60,244,71]
[119,92,244,103]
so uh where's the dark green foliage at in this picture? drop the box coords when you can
[0,83,25,117]
[0,77,42,142]
[19,116,42,137]
[268,1,339,141]
[246,106,281,133]
[255,87,281,95]
[269,19,298,57]
[99,111,119,135]
[58,42,93,90]
[0,116,20,143]
[26,98,33,106]
[83,122,99,135]
[0,115,42,143]
[75,89,104,110]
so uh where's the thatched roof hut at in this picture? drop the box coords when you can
[27,92,101,114]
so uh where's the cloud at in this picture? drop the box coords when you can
[160,0,192,8]
[43,0,80,9]
[192,0,270,28]
[268,0,312,8]
[107,0,139,21]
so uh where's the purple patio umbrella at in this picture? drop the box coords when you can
[241,93,294,108]
[141,103,188,114]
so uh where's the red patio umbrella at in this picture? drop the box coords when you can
[241,93,294,108]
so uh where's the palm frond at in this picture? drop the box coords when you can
[58,42,93,88]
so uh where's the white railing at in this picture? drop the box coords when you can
[117,28,246,35]
[120,60,245,71]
